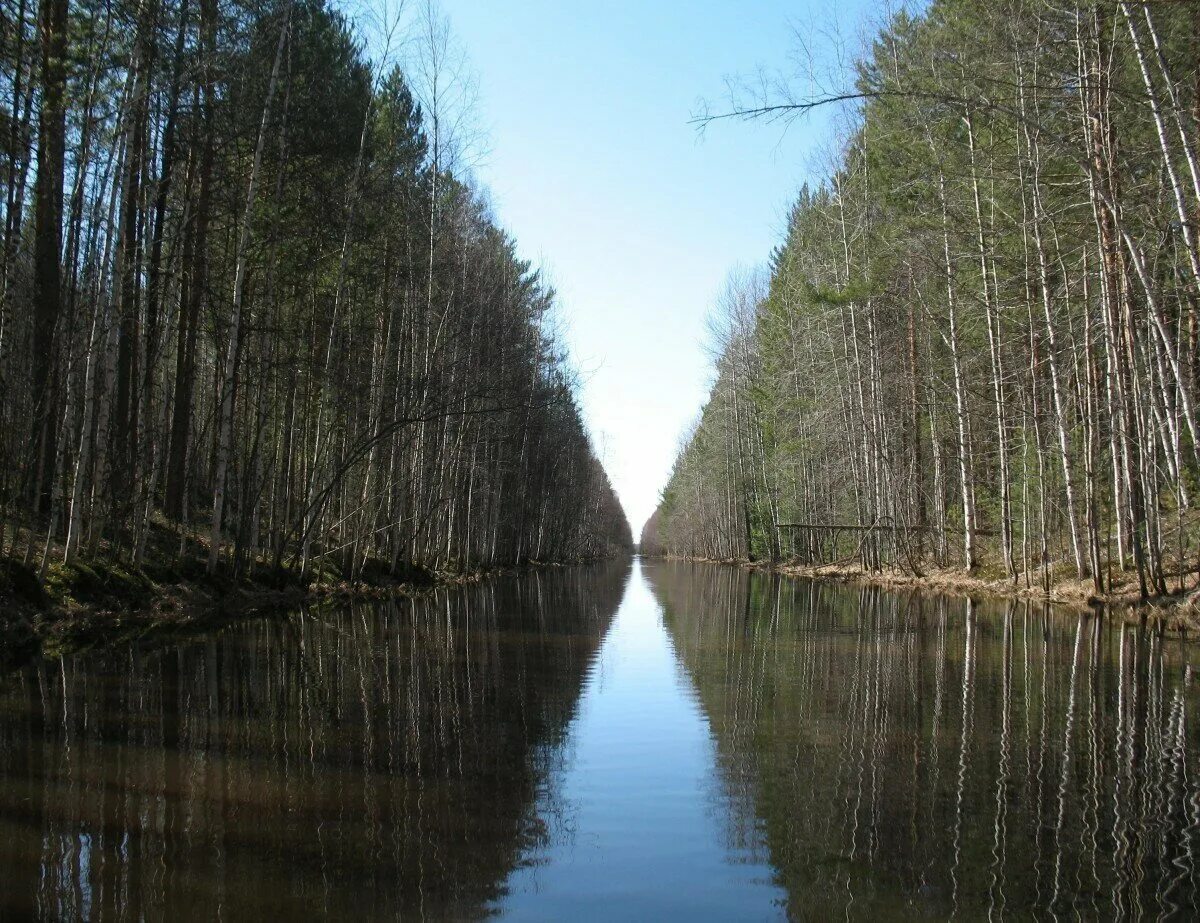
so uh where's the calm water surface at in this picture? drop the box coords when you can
[1,558,1198,919]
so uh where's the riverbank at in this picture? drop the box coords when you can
[0,550,553,672]
[654,555,1200,631]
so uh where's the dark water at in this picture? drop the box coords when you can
[0,559,1197,920]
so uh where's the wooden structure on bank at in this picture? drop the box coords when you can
[776,521,996,570]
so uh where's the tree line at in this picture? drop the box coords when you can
[0,0,631,582]
[643,0,1199,600]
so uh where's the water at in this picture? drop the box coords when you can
[1,559,1197,920]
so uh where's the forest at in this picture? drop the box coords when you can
[0,0,631,591]
[644,0,1200,602]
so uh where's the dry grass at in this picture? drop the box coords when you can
[666,555,1200,633]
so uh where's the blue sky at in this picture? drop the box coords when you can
[430,0,881,532]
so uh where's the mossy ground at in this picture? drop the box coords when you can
[0,516,530,674]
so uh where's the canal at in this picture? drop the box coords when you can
[1,559,1196,919]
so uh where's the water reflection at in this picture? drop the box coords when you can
[0,561,629,921]
[645,560,1200,919]
[4,559,1198,920]
[490,558,786,920]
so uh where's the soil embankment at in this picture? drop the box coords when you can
[0,553,504,669]
[657,555,1200,631]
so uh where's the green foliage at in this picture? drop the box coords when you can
[647,0,1200,592]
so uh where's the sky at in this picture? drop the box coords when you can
[428,0,880,533]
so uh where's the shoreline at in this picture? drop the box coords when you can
[7,550,1197,671]
[649,555,1200,631]
[0,555,587,672]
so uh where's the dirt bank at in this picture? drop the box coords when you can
[0,554,518,670]
[656,555,1200,632]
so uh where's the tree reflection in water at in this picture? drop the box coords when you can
[0,561,629,921]
[3,558,1196,920]
[645,559,1200,920]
